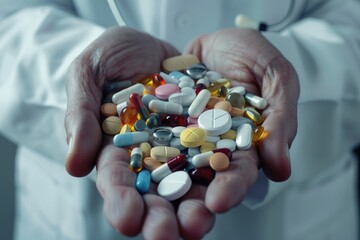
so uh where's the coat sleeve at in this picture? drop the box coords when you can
[243,0,360,209]
[0,1,105,166]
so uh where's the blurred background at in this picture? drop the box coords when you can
[0,134,16,240]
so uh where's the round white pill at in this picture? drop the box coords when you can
[157,171,192,201]
[198,109,232,136]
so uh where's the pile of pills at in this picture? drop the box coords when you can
[101,54,267,201]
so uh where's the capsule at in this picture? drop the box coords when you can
[186,63,207,79]
[188,167,215,186]
[150,128,174,146]
[191,148,232,168]
[146,112,161,129]
[188,89,211,118]
[226,92,245,109]
[243,107,263,125]
[160,114,188,127]
[149,100,183,115]
[135,169,151,194]
[112,83,144,104]
[252,125,265,142]
[113,131,150,147]
[120,105,139,126]
[129,93,149,120]
[151,154,187,183]
[244,93,267,110]
[129,147,143,172]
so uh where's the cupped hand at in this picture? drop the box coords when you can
[186,28,299,182]
[65,26,178,176]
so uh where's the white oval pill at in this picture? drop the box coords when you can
[157,171,192,201]
[198,109,232,136]
[172,126,186,137]
[188,89,211,118]
[160,72,180,84]
[149,100,183,115]
[216,139,237,152]
[178,76,195,88]
[168,92,195,107]
[229,86,246,96]
[244,93,268,109]
[236,123,253,150]
[112,83,144,104]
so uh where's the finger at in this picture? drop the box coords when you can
[205,148,259,213]
[96,138,144,236]
[259,57,299,181]
[141,194,179,240]
[177,186,215,239]
[64,51,104,177]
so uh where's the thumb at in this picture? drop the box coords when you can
[64,53,103,177]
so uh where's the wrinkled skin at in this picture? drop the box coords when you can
[65,27,299,239]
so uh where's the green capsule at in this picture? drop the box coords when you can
[225,92,245,109]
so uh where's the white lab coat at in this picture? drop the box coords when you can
[0,0,359,239]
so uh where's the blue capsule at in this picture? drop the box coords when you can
[136,169,151,194]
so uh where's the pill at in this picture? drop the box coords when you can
[151,154,187,183]
[187,116,198,124]
[149,100,183,115]
[205,71,222,82]
[143,157,162,171]
[160,114,188,127]
[205,135,221,143]
[226,92,246,109]
[139,142,152,158]
[243,107,263,125]
[214,100,232,112]
[129,147,143,172]
[116,101,128,115]
[172,126,186,137]
[162,54,200,72]
[141,94,158,108]
[186,64,207,79]
[188,167,215,186]
[252,125,265,142]
[150,146,181,162]
[159,72,179,84]
[112,83,144,104]
[150,128,173,146]
[135,169,151,194]
[216,139,237,152]
[200,142,216,153]
[120,105,138,126]
[113,131,150,147]
[220,129,237,140]
[178,76,195,88]
[157,171,192,201]
[102,116,122,135]
[133,119,146,131]
[236,123,253,150]
[188,147,201,157]
[231,117,255,130]
[129,93,149,120]
[169,71,187,80]
[146,112,161,129]
[170,137,186,150]
[196,77,210,87]
[216,86,228,98]
[120,124,132,134]
[188,89,211,118]
[155,83,180,100]
[198,109,232,136]
[101,103,118,117]
[180,128,206,148]
[206,97,221,109]
[168,92,195,107]
[230,107,244,117]
[181,87,197,97]
[245,93,267,109]
[194,83,207,95]
[191,148,232,168]
[209,152,230,171]
[228,86,246,95]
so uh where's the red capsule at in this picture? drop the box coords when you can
[120,105,138,126]
[129,93,149,120]
[160,114,188,127]
[195,83,207,95]
[213,148,233,160]
[188,167,215,186]
[152,73,166,85]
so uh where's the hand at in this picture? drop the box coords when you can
[186,28,299,182]
[64,27,193,238]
